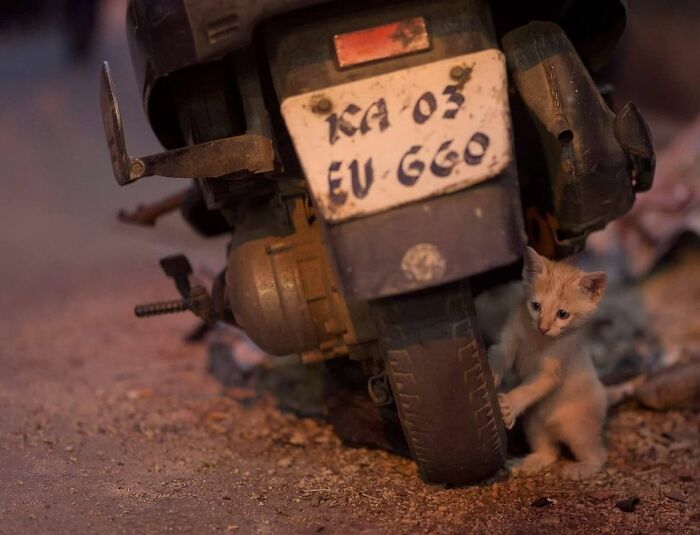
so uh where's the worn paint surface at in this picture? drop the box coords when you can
[400,242,447,282]
[281,49,512,222]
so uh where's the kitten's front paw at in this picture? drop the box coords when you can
[498,393,516,429]
[512,452,558,475]
[504,457,525,476]
[560,461,603,481]
[487,346,504,388]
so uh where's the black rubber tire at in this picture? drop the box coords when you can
[374,280,507,485]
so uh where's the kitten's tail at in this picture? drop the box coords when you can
[605,376,646,407]
[605,346,683,407]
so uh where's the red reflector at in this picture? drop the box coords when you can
[334,17,430,68]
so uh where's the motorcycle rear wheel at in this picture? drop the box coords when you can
[374,280,506,485]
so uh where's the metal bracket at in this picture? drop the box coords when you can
[100,61,278,186]
[367,370,393,406]
[159,254,194,298]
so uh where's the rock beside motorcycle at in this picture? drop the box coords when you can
[635,361,700,411]
[205,325,268,401]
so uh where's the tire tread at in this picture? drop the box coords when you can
[376,281,506,484]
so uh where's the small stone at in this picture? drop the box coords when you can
[615,497,640,513]
[340,464,359,476]
[226,525,238,531]
[126,388,153,401]
[206,411,229,422]
[588,489,617,501]
[288,432,308,446]
[277,457,293,468]
[207,423,228,435]
[665,491,688,503]
[222,495,231,501]
[531,497,553,508]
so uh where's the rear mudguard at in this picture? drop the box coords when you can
[323,169,525,300]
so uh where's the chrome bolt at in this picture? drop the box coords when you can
[130,159,145,178]
[314,98,332,114]
[450,66,466,81]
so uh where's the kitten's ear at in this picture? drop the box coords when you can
[580,271,607,302]
[522,246,545,283]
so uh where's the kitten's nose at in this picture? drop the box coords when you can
[539,324,550,335]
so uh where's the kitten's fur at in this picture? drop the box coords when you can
[489,247,609,480]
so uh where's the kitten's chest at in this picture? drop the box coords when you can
[513,332,551,379]
[514,346,541,379]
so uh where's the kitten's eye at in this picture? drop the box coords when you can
[557,309,569,319]
[531,301,541,312]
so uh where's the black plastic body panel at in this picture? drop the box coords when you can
[324,168,525,300]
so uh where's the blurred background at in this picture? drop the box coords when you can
[0,0,228,318]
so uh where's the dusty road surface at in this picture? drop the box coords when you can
[1,4,699,534]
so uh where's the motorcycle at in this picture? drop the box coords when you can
[100,0,654,485]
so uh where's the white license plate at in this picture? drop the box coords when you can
[281,49,512,223]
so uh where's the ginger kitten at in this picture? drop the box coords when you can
[489,247,609,480]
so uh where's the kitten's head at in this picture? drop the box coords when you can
[522,246,606,338]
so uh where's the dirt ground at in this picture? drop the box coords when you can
[3,251,699,534]
[1,3,699,534]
